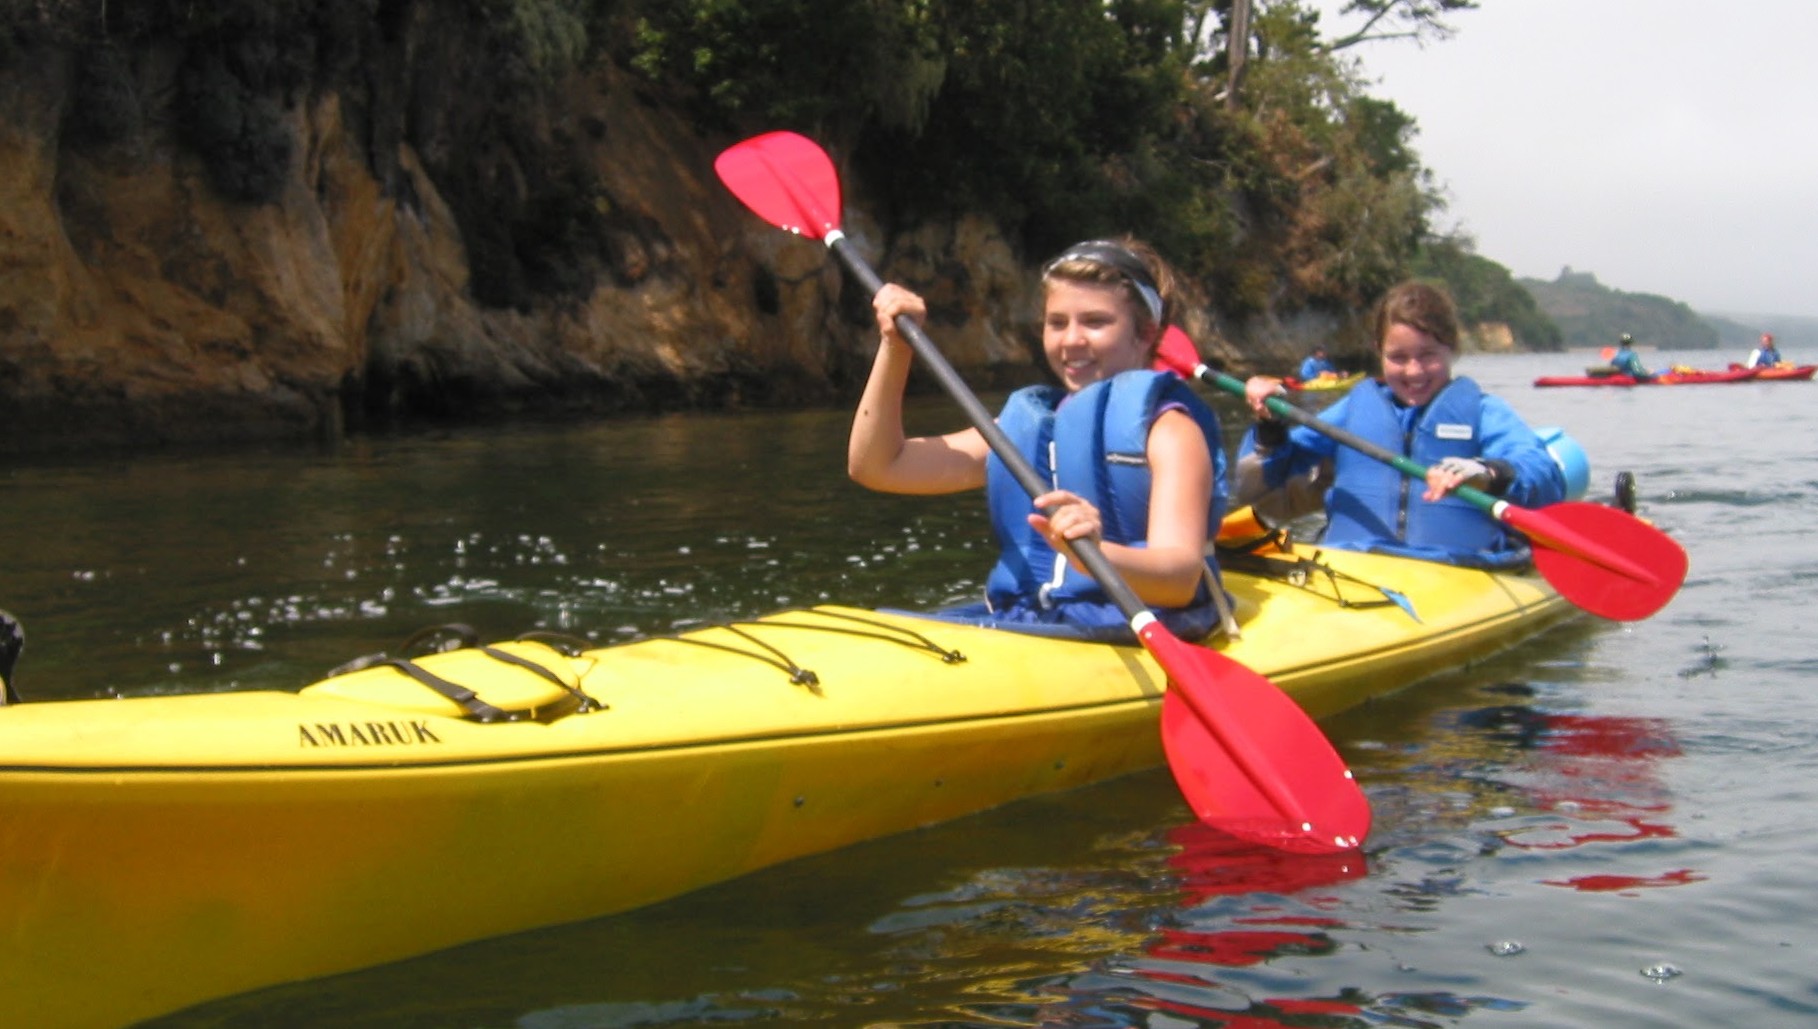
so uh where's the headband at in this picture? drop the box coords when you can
[1041,240,1164,327]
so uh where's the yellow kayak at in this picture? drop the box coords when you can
[0,544,1573,1028]
[1289,371,1366,393]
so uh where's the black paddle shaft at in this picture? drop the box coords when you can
[829,237,1152,623]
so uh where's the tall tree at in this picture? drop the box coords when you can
[1316,0,1480,52]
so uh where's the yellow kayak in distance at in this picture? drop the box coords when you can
[0,544,1574,1029]
[1286,370,1367,393]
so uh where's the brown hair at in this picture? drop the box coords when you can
[1040,236,1180,346]
[1371,280,1461,352]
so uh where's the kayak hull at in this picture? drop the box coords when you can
[1535,366,1763,387]
[1744,363,1816,381]
[0,546,1574,1029]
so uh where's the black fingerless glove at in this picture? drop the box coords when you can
[1483,458,1516,496]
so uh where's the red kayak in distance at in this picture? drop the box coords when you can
[1534,365,1813,388]
[1731,362,1818,381]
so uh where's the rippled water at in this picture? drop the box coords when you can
[7,351,1816,1027]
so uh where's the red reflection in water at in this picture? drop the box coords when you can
[1111,823,1373,1024]
[1502,810,1676,850]
[1148,926,1337,968]
[1493,712,1702,892]
[1544,868,1707,893]
[1136,997,1366,1027]
[1167,820,1368,904]
[1539,713,1683,760]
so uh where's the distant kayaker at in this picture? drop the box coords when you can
[1233,280,1566,570]
[1299,345,1337,381]
[1610,334,1654,381]
[1747,332,1783,369]
[849,237,1227,640]
[0,608,21,705]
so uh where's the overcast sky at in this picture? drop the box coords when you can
[1313,0,1818,318]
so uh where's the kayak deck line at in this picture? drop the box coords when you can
[651,608,970,690]
[0,545,1578,1029]
[0,694,1165,778]
[1218,548,1422,616]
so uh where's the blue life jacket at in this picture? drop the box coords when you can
[1611,348,1650,378]
[982,370,1227,637]
[1324,377,1530,569]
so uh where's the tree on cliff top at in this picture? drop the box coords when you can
[1315,0,1480,52]
[631,0,1458,324]
[35,0,1474,327]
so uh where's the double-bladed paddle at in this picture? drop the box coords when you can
[715,131,1369,853]
[1155,328,1687,621]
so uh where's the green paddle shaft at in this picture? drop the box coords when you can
[1201,367,1504,514]
[1151,326,1682,619]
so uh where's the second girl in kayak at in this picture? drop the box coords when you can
[1235,280,1566,569]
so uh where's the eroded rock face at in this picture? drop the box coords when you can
[2,10,1314,455]
[0,29,1080,455]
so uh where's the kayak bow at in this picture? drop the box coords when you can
[0,544,1572,1029]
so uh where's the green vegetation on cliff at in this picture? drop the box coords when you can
[1521,269,1720,351]
[15,0,1546,340]
[631,0,1446,326]
[1414,236,1562,351]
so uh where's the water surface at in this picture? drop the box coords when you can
[5,351,1814,1027]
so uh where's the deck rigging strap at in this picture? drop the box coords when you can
[366,658,519,723]
[1216,548,1421,622]
[658,608,970,693]
[325,623,603,721]
[477,644,606,713]
[665,626,823,693]
[762,607,966,663]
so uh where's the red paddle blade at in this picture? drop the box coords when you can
[713,131,842,240]
[1145,623,1370,854]
[1507,501,1688,621]
[1154,325,1202,378]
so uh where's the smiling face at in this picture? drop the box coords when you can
[1042,279,1153,391]
[1378,320,1455,407]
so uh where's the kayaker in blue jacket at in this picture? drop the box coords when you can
[1610,334,1654,380]
[1298,345,1337,381]
[1235,280,1566,570]
[848,237,1227,639]
[1746,332,1783,368]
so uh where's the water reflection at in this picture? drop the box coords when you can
[1066,675,1695,1028]
[1166,821,1368,904]
[1102,822,1365,1022]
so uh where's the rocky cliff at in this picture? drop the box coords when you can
[0,7,1323,454]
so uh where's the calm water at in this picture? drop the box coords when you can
[7,351,1816,1027]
